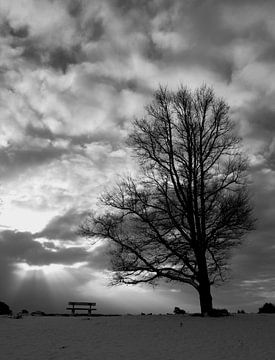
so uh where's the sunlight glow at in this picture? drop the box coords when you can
[11,261,90,308]
[0,206,56,232]
[15,261,89,276]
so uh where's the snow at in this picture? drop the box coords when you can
[1,314,275,360]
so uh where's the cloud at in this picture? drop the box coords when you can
[35,208,88,241]
[0,143,68,179]
[20,43,82,73]
[67,0,83,18]
[0,229,85,266]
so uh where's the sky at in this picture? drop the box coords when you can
[0,0,275,314]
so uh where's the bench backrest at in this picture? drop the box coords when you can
[68,301,96,306]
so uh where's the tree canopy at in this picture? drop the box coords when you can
[81,85,255,315]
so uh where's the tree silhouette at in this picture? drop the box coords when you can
[80,85,255,315]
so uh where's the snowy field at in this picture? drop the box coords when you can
[1,314,275,360]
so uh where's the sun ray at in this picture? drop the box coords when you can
[11,262,89,311]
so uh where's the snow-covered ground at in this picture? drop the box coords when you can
[0,314,275,360]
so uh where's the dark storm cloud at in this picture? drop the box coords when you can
[25,123,55,141]
[35,209,89,241]
[0,230,39,260]
[248,106,275,137]
[161,49,235,83]
[48,46,81,73]
[110,0,174,17]
[259,44,275,64]
[0,223,110,270]
[21,43,83,73]
[25,124,125,157]
[0,229,88,266]
[57,0,107,41]
[0,20,29,39]
[25,123,118,147]
[0,143,67,179]
[20,43,43,66]
[81,16,105,42]
[30,246,88,266]
[176,0,234,47]
[67,0,83,18]
[83,73,151,96]
[9,25,29,39]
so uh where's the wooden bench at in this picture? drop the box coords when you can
[66,301,96,316]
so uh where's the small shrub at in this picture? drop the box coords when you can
[14,312,23,319]
[237,309,245,314]
[31,310,45,316]
[208,308,230,317]
[258,303,275,314]
[174,307,186,315]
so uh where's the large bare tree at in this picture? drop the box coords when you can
[80,85,255,315]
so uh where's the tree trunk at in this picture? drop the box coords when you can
[198,280,213,316]
[197,254,213,315]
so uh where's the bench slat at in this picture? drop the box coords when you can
[66,307,97,311]
[68,302,96,306]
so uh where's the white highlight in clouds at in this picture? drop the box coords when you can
[16,261,88,274]
[0,205,55,233]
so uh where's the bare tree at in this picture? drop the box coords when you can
[80,85,255,315]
